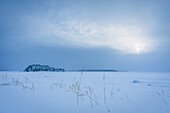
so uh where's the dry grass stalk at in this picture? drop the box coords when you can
[103,75,106,105]
[155,91,168,106]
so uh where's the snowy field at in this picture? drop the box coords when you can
[0,71,170,113]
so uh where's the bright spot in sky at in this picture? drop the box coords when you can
[136,48,142,53]
[27,16,156,54]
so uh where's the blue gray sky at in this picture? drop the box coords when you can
[0,0,170,71]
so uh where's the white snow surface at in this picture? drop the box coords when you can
[0,72,170,113]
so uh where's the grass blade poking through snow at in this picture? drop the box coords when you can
[155,91,168,106]
[103,74,106,105]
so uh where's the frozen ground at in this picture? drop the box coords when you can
[0,72,170,113]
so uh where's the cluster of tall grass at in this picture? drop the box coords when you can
[0,74,35,91]
[49,71,128,112]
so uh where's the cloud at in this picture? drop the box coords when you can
[22,1,160,54]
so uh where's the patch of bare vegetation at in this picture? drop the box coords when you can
[155,90,168,106]
[0,74,35,91]
[48,71,128,112]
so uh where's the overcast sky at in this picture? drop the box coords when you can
[0,0,170,71]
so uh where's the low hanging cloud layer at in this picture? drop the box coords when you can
[22,0,163,54]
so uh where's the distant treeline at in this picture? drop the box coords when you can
[24,64,125,72]
[66,69,126,72]
[24,64,64,72]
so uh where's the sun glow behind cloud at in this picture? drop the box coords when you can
[23,1,159,54]
[65,21,154,54]
[26,17,155,54]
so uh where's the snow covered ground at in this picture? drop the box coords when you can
[0,71,170,113]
